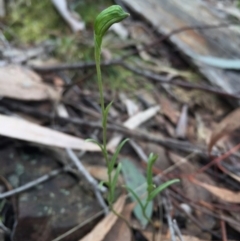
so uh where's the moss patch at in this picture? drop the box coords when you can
[5,0,66,43]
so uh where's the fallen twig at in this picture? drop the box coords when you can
[66,148,108,215]
[0,167,65,199]
[122,62,240,100]
[173,219,184,241]
[30,60,121,72]
[220,212,228,241]
[163,195,177,241]
[0,221,10,235]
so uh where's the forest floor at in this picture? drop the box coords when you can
[1,1,240,241]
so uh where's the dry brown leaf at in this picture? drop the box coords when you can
[143,232,209,241]
[194,180,240,203]
[80,195,126,241]
[195,114,212,145]
[142,231,162,241]
[104,203,135,241]
[0,65,60,101]
[208,108,240,153]
[158,96,179,124]
[0,114,100,151]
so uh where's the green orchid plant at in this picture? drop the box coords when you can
[89,5,180,222]
[87,5,130,211]
[126,153,179,224]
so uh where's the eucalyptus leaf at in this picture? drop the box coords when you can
[193,54,240,70]
[121,159,153,227]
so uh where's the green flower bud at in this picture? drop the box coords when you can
[94,5,129,47]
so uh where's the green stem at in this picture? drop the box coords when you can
[111,207,132,229]
[94,5,129,211]
[94,36,108,160]
[94,38,104,113]
[143,203,154,226]
[94,35,114,208]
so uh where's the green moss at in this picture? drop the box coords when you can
[5,0,144,92]
[53,36,94,62]
[238,1,240,9]
[6,0,66,43]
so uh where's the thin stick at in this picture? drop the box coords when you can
[0,167,65,199]
[173,219,185,241]
[163,196,177,241]
[220,213,228,241]
[66,148,108,215]
[121,62,240,100]
[0,222,10,234]
[31,60,120,72]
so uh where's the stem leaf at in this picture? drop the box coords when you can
[124,186,144,210]
[146,153,158,191]
[109,163,122,203]
[148,179,180,201]
[109,138,129,172]
[85,138,104,153]
[103,101,113,129]
[121,159,153,227]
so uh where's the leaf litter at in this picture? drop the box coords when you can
[1,0,240,241]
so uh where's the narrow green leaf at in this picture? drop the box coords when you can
[121,159,153,227]
[112,163,122,188]
[146,153,158,189]
[111,163,122,193]
[85,138,104,153]
[148,179,180,201]
[102,101,113,128]
[124,186,144,210]
[109,163,122,203]
[109,138,129,172]
[104,101,114,116]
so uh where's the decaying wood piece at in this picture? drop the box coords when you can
[122,0,240,104]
